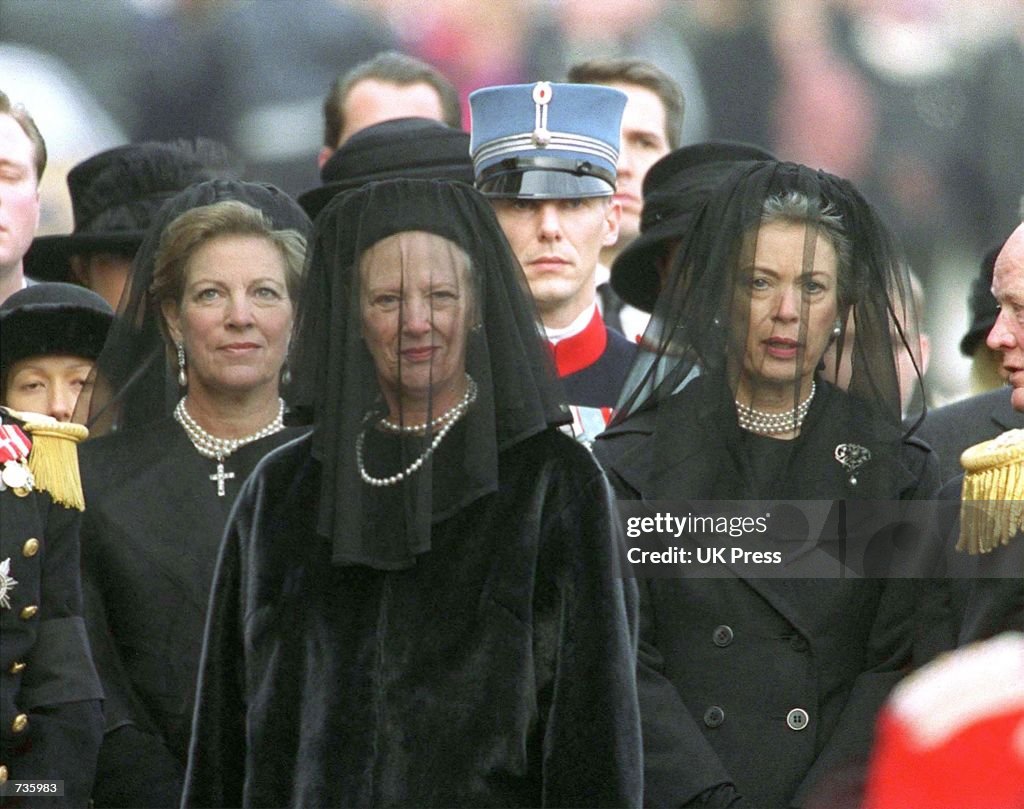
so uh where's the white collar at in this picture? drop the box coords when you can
[544,303,598,345]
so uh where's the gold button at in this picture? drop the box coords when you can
[9,661,26,675]
[22,538,39,557]
[19,605,38,620]
[0,764,7,783]
[12,714,28,733]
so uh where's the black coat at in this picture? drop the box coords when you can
[912,387,1023,483]
[78,417,306,808]
[183,427,642,808]
[0,409,103,808]
[594,381,939,809]
[937,475,1024,644]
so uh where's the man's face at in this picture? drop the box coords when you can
[607,82,670,245]
[492,196,619,328]
[986,223,1024,412]
[0,114,41,277]
[339,79,446,146]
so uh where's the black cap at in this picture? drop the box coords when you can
[1,282,114,374]
[25,139,236,282]
[297,118,474,218]
[960,241,1004,356]
[611,141,776,312]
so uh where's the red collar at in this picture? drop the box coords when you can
[547,307,608,377]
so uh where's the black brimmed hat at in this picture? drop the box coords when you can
[610,141,776,312]
[297,118,474,218]
[0,282,114,374]
[960,241,1004,357]
[24,139,236,282]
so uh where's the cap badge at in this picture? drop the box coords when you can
[0,558,17,610]
[532,82,553,147]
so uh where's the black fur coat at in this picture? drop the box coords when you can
[183,428,641,808]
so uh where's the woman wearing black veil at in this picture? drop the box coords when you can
[76,180,312,807]
[595,161,940,808]
[183,179,641,808]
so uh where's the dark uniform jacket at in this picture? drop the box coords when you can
[913,387,1023,483]
[0,408,103,808]
[550,305,636,444]
[594,380,939,808]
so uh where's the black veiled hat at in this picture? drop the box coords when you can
[292,178,566,568]
[607,160,923,500]
[0,282,114,375]
[81,179,311,433]
[25,139,237,282]
[297,118,473,218]
[611,141,776,313]
[960,241,1004,356]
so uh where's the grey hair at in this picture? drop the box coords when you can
[761,190,853,304]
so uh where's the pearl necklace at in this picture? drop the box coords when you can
[174,396,286,496]
[357,376,478,487]
[735,381,815,436]
[377,376,479,435]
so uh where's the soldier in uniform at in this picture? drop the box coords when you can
[0,283,113,424]
[469,81,634,444]
[0,406,102,807]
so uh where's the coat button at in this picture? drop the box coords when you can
[19,605,38,620]
[22,538,39,557]
[0,764,7,783]
[786,707,810,731]
[712,625,734,647]
[789,635,809,652]
[9,661,26,675]
[12,714,28,734]
[703,706,725,728]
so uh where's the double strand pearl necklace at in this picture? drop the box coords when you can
[174,396,286,496]
[357,375,478,487]
[735,381,816,436]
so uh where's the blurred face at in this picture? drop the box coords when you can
[823,311,930,415]
[339,79,446,146]
[163,234,293,402]
[609,82,671,245]
[360,232,473,421]
[70,252,134,310]
[732,221,839,403]
[4,354,93,423]
[0,113,41,277]
[492,197,619,328]
[986,223,1024,412]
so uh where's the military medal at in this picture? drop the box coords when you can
[0,558,17,609]
[835,443,871,486]
[0,422,34,495]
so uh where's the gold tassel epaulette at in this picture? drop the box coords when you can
[8,410,89,511]
[957,428,1024,554]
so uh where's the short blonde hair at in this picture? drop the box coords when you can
[151,200,306,344]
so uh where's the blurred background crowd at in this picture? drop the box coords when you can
[3,0,1023,405]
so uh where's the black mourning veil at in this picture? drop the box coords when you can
[78,180,312,432]
[289,179,567,569]
[612,161,925,498]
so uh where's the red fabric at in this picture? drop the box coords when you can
[547,308,608,378]
[865,706,1024,809]
[0,423,31,463]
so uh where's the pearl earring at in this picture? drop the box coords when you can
[832,319,842,338]
[176,343,187,387]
